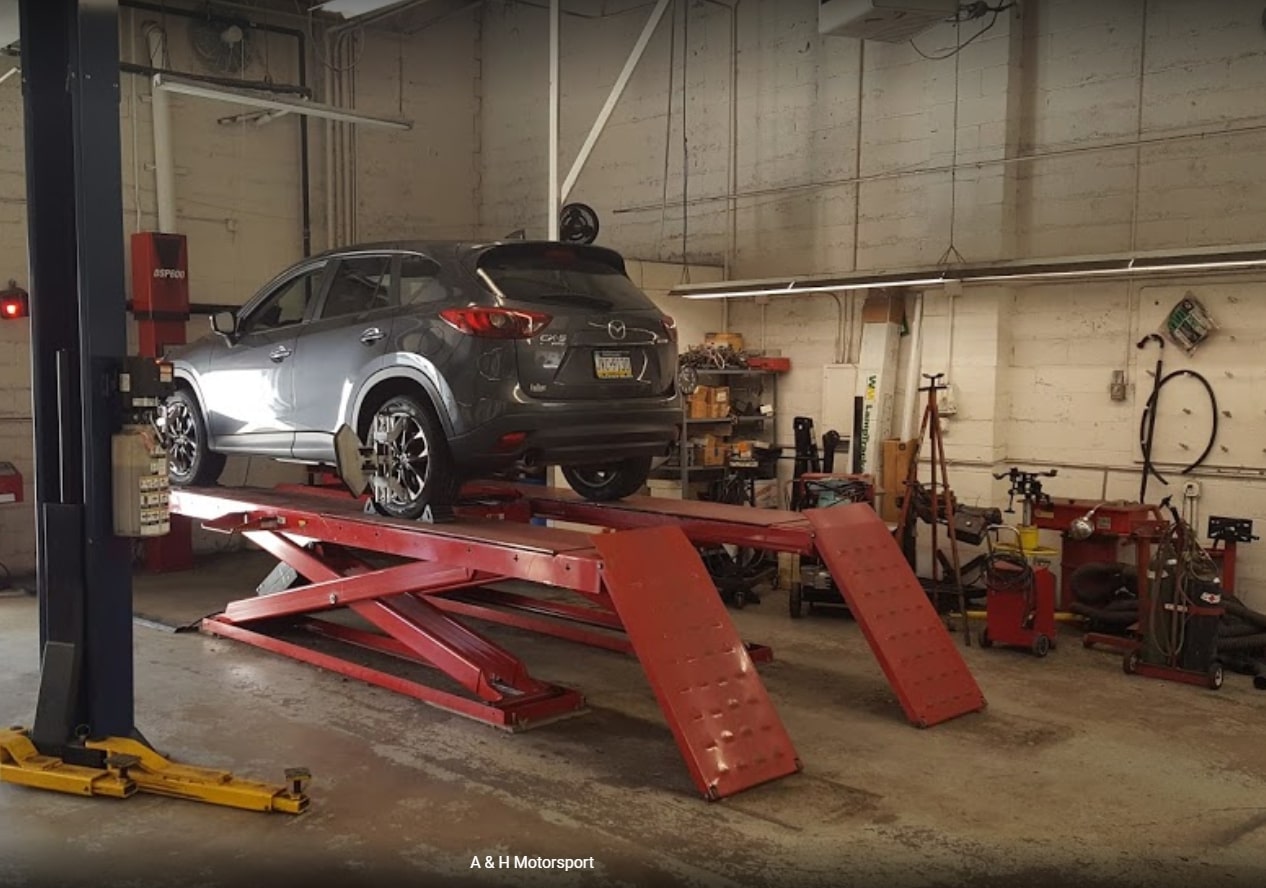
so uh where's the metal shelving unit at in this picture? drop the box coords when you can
[652,368,779,494]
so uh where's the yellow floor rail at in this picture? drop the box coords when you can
[0,728,309,814]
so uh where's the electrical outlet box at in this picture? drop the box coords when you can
[112,424,170,537]
[1183,481,1201,499]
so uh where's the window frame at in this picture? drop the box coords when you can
[236,260,332,336]
[311,252,402,322]
[396,251,445,306]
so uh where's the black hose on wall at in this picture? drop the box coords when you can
[1137,369,1219,478]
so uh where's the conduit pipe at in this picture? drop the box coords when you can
[143,22,176,233]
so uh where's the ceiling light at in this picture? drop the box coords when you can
[154,74,412,130]
[670,249,1266,299]
[310,0,414,17]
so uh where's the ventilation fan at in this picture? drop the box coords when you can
[189,13,253,74]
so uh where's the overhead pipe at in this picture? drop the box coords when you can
[547,0,560,240]
[143,23,176,233]
[123,0,313,255]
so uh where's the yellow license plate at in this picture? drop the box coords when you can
[594,352,633,379]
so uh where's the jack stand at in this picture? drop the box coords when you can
[0,728,309,814]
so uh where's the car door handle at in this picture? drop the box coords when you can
[269,346,292,362]
[360,327,385,344]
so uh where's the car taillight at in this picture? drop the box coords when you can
[439,307,552,339]
[661,315,678,343]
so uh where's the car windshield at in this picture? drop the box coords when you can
[477,245,651,311]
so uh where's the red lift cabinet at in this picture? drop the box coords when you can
[131,231,193,571]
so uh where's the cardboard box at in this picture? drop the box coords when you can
[880,438,917,522]
[861,293,906,325]
[710,401,731,419]
[689,399,712,419]
[729,439,758,460]
[705,332,744,351]
[702,434,727,466]
[712,386,730,405]
[753,479,779,509]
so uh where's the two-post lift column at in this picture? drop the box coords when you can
[0,0,307,813]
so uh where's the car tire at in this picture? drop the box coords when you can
[164,388,226,487]
[366,393,461,521]
[561,456,653,502]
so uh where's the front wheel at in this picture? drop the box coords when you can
[366,394,461,521]
[163,388,225,487]
[561,456,653,502]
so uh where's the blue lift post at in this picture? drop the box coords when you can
[21,0,135,755]
[0,0,308,813]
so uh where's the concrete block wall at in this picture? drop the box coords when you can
[0,5,482,573]
[472,0,1266,603]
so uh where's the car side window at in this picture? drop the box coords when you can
[399,255,445,305]
[240,265,325,334]
[321,256,394,320]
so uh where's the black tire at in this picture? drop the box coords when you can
[364,393,461,521]
[1207,662,1224,691]
[978,629,993,649]
[164,388,226,487]
[1031,634,1051,658]
[789,583,804,619]
[1123,650,1140,675]
[732,588,747,609]
[561,456,653,502]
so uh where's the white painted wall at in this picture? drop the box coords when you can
[0,5,483,572]
[476,0,1266,604]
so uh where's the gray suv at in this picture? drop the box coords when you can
[164,241,680,518]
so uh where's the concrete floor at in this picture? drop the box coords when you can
[1,550,1265,888]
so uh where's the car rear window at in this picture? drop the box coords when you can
[476,244,653,311]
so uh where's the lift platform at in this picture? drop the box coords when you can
[171,482,984,797]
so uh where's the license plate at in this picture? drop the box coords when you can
[594,351,633,380]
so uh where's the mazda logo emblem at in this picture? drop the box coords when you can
[607,320,626,340]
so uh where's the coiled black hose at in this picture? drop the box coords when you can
[985,551,1033,591]
[1137,369,1219,478]
[1216,633,1266,652]
[1223,597,1266,631]
[1069,602,1138,626]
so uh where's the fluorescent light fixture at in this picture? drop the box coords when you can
[671,249,1266,299]
[310,0,414,16]
[154,74,412,130]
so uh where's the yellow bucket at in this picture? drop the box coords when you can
[1017,525,1039,554]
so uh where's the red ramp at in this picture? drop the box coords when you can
[806,505,986,727]
[594,527,801,799]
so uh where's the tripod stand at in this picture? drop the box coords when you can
[894,373,970,645]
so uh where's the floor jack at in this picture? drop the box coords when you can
[977,528,1058,657]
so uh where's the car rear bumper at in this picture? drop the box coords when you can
[450,399,680,470]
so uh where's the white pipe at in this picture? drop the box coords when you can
[144,23,177,233]
[547,0,560,240]
[559,0,671,204]
[899,292,925,441]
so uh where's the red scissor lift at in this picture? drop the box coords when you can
[172,482,985,800]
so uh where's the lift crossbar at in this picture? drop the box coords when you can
[171,486,800,799]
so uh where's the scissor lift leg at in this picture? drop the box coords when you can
[202,530,586,730]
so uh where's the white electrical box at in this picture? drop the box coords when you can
[819,0,958,42]
[112,424,171,537]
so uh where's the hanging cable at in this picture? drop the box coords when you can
[910,3,1015,61]
[657,1,677,260]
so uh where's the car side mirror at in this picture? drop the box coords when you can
[211,311,237,337]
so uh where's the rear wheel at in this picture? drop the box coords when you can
[366,394,461,521]
[163,388,225,487]
[561,456,653,502]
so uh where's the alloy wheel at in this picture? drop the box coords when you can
[165,400,198,479]
[374,407,431,507]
